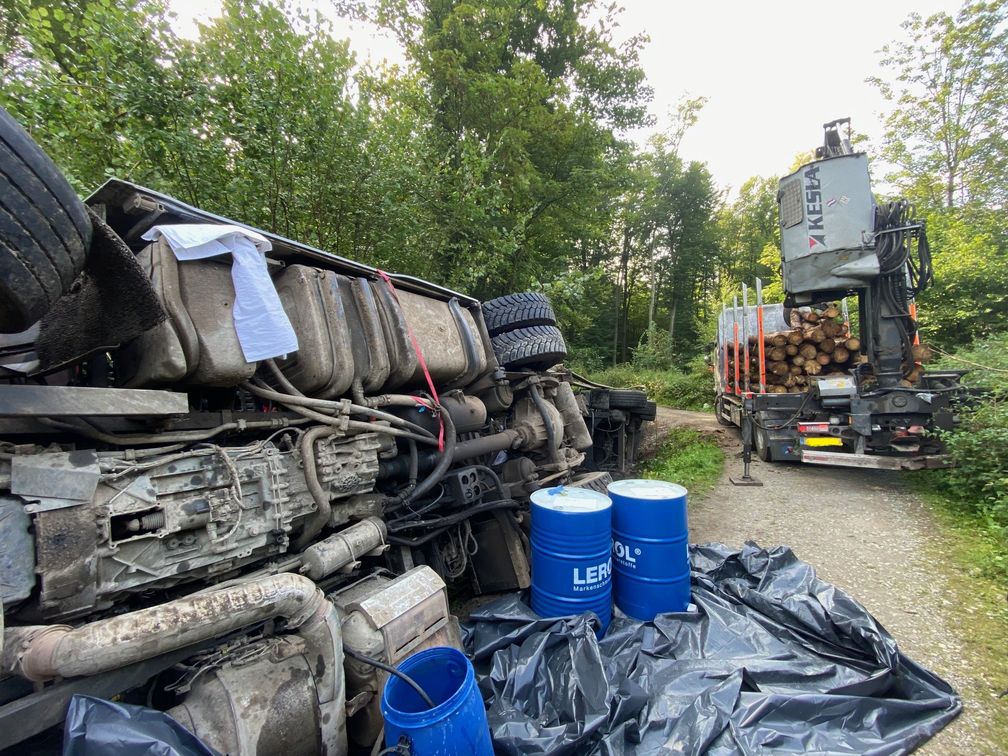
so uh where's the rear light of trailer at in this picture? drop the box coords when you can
[797,422,830,434]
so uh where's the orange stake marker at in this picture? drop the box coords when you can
[756,279,766,394]
[722,304,730,394]
[733,296,740,397]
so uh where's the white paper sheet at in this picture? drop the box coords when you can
[141,224,298,362]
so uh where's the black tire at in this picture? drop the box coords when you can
[608,388,648,410]
[481,291,557,336]
[491,325,567,369]
[569,471,614,494]
[635,400,657,421]
[753,422,772,462]
[0,106,91,332]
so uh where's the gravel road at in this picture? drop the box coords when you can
[661,407,1002,754]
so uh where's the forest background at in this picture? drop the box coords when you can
[2,0,1006,557]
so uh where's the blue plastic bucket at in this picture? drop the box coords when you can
[607,479,690,621]
[530,485,612,636]
[380,646,492,755]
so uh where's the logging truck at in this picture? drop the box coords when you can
[711,120,964,470]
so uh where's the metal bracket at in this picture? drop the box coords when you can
[0,384,188,417]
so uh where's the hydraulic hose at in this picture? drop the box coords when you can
[41,416,306,445]
[325,388,458,503]
[343,646,435,709]
[386,500,520,546]
[395,440,419,501]
[265,358,306,396]
[244,380,435,440]
[293,425,338,551]
[274,400,438,446]
[2,573,327,682]
[402,408,455,504]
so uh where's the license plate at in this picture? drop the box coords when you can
[802,436,843,447]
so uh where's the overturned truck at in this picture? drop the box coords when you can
[0,108,654,752]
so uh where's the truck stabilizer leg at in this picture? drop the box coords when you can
[730,410,763,487]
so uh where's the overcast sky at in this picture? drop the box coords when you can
[168,0,964,193]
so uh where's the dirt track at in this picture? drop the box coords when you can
[658,407,1003,755]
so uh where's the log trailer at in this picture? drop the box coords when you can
[712,119,964,470]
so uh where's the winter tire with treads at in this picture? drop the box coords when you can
[491,325,568,370]
[0,106,92,332]
[481,291,557,336]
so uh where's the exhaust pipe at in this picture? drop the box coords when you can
[2,573,326,682]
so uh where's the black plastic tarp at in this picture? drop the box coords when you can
[63,695,218,756]
[462,542,961,755]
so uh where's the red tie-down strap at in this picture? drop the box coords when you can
[376,270,444,451]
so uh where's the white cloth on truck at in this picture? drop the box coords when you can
[141,224,298,362]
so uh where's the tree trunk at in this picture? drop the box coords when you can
[619,236,634,363]
[645,230,657,331]
[614,224,631,366]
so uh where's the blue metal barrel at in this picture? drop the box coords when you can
[530,486,612,636]
[607,479,690,621]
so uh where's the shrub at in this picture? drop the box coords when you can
[940,401,1008,531]
[587,356,714,411]
[927,332,1008,541]
[640,427,724,496]
[631,324,674,371]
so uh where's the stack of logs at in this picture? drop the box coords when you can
[729,303,864,394]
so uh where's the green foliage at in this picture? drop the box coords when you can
[916,206,1008,346]
[862,2,1008,356]
[0,0,178,191]
[932,331,1008,393]
[588,355,713,411]
[0,0,443,276]
[942,401,1008,533]
[402,0,653,296]
[717,175,779,288]
[631,324,674,371]
[869,0,1008,209]
[537,268,616,371]
[640,427,724,497]
[609,135,721,363]
[922,333,1008,571]
[172,2,382,248]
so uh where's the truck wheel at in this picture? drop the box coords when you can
[0,106,91,332]
[491,325,567,369]
[635,400,657,421]
[607,388,648,410]
[569,471,613,494]
[481,291,557,336]
[753,422,772,462]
